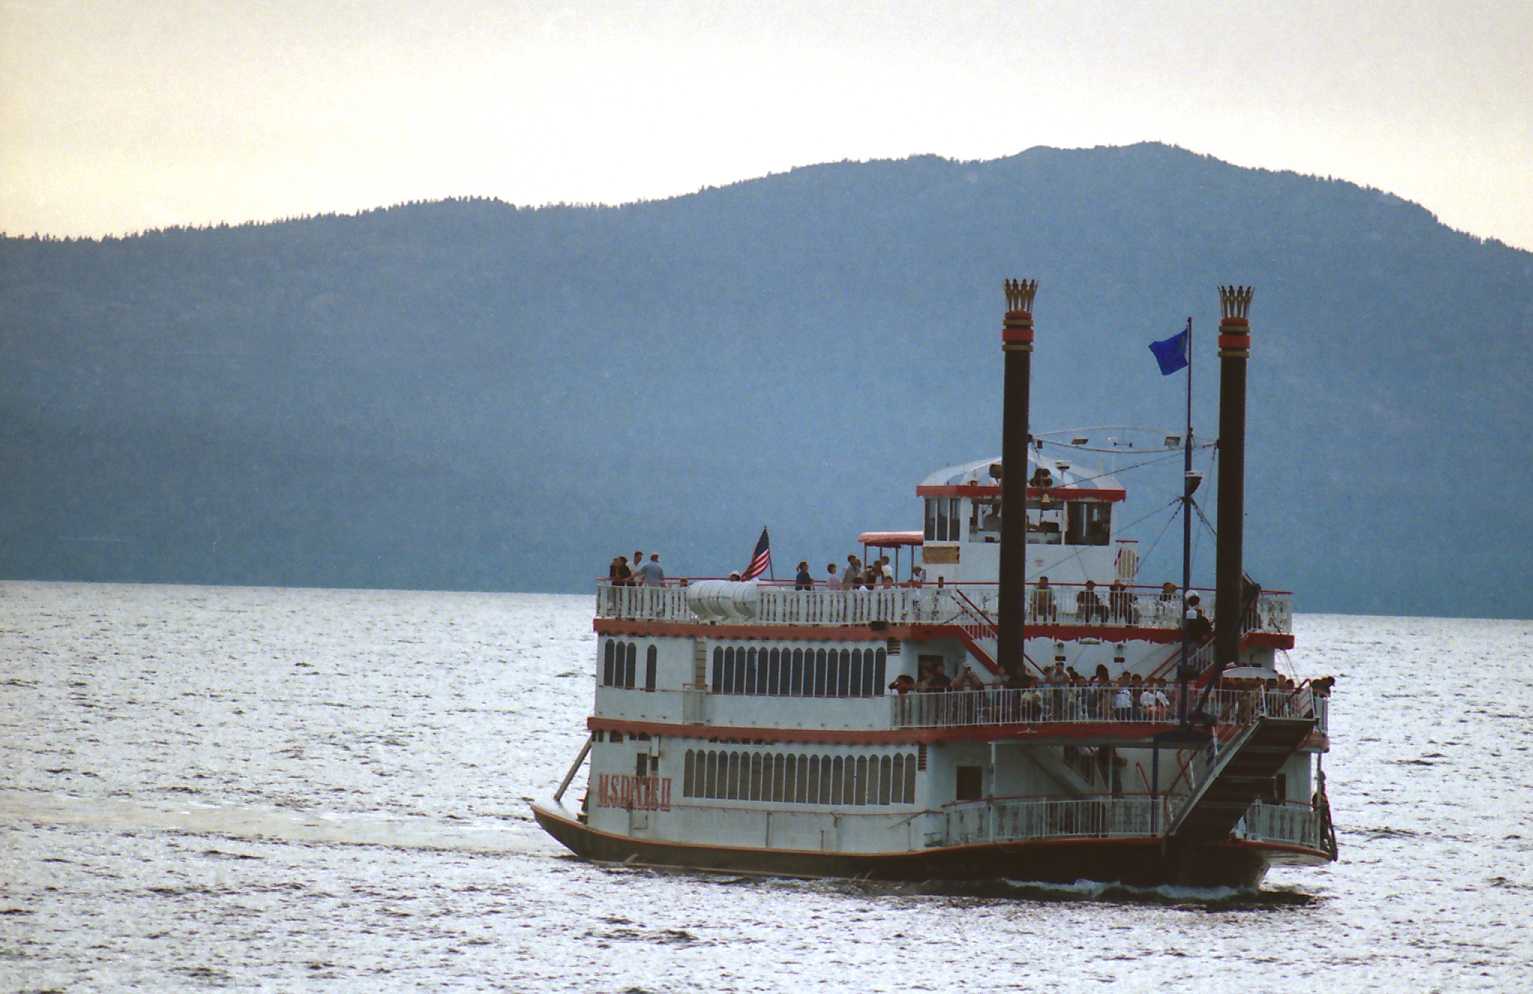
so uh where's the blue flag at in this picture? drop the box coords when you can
[1149,323,1190,375]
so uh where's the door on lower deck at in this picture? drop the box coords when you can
[956,765,983,802]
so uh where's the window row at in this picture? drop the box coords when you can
[602,639,657,690]
[711,646,887,698]
[681,749,918,806]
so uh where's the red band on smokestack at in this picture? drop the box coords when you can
[1218,334,1251,350]
[1001,329,1035,344]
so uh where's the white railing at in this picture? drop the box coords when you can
[934,796,1325,850]
[598,583,693,621]
[755,586,938,626]
[941,796,1162,846]
[593,581,1292,635]
[891,685,1320,731]
[1232,800,1324,849]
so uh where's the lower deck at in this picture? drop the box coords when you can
[570,728,1333,873]
[535,799,1323,888]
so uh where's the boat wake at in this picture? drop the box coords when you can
[0,789,545,857]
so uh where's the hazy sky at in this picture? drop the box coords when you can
[3,0,1530,247]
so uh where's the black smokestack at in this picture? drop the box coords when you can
[998,278,1037,684]
[1214,285,1254,669]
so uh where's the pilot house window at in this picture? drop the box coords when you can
[1066,502,1112,546]
[924,498,963,542]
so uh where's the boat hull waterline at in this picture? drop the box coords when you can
[532,802,1326,888]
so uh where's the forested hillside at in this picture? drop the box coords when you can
[3,143,1530,617]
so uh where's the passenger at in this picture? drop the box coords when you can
[881,575,896,589]
[1030,576,1058,622]
[888,673,916,695]
[636,552,665,587]
[846,554,862,584]
[1017,674,1044,721]
[952,666,985,691]
[906,567,925,617]
[825,563,843,590]
[1113,680,1134,722]
[917,660,951,692]
[727,571,743,581]
[1108,580,1136,624]
[609,556,631,587]
[1185,593,1212,641]
[1076,580,1106,623]
[1088,668,1111,719]
[794,561,813,591]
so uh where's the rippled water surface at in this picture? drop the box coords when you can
[2,582,1530,992]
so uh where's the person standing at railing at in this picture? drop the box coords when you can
[905,568,925,620]
[610,556,633,586]
[1112,678,1134,721]
[916,659,951,692]
[1030,576,1058,622]
[1108,580,1137,624]
[636,553,665,587]
[1076,580,1106,623]
[1184,592,1212,641]
[1156,581,1178,622]
[824,562,842,589]
[794,561,813,591]
[952,665,984,690]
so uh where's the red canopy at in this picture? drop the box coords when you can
[857,530,924,548]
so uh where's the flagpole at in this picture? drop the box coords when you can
[1179,316,1193,723]
[766,524,775,581]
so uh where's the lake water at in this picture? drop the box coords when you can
[2,581,1530,992]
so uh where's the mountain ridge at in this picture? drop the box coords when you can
[3,143,1530,618]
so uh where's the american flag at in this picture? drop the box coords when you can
[742,527,772,580]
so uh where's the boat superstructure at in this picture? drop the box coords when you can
[533,281,1338,887]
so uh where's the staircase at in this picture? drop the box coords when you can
[948,590,1051,679]
[950,589,1004,676]
[1168,715,1316,843]
[1022,747,1102,797]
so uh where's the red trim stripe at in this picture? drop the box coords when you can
[915,484,1127,502]
[589,715,1193,746]
[592,618,1295,651]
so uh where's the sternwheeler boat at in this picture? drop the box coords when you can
[533,281,1339,887]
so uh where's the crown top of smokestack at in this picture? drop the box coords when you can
[1218,285,1254,321]
[1004,278,1038,316]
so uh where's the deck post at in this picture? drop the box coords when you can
[1214,285,1254,672]
[553,735,594,804]
[997,278,1038,685]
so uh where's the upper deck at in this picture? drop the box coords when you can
[596,579,1293,640]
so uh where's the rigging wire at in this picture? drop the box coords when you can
[1137,498,1184,567]
[1024,496,1182,579]
[1034,444,1215,490]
